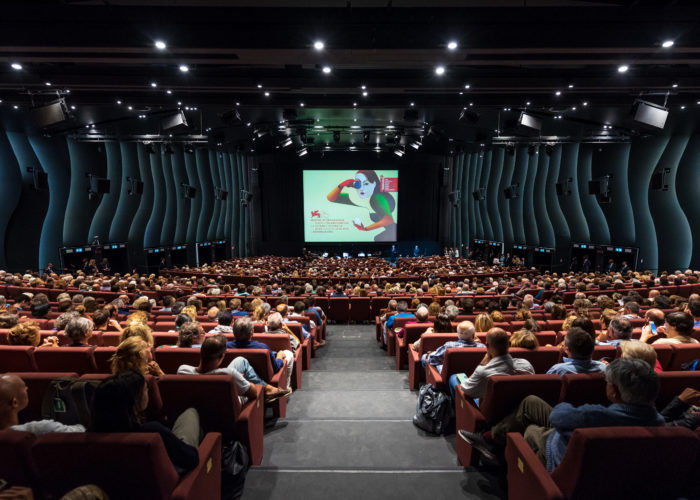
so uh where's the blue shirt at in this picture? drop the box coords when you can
[545,402,664,472]
[546,357,607,376]
[232,310,249,317]
[305,307,322,325]
[694,319,700,328]
[226,338,283,372]
[386,312,414,330]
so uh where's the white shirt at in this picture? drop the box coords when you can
[461,354,535,400]
[11,420,85,435]
[177,362,251,405]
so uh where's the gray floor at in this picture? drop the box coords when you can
[241,325,506,500]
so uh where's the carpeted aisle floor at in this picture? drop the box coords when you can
[241,324,507,499]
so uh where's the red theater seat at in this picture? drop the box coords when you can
[667,343,700,371]
[559,372,608,407]
[158,374,265,465]
[656,371,700,410]
[426,347,487,391]
[395,322,433,370]
[0,345,38,371]
[329,297,349,323]
[508,347,562,374]
[506,426,699,500]
[227,348,289,418]
[80,373,163,421]
[33,347,97,375]
[31,432,222,500]
[253,333,303,390]
[0,430,35,487]
[12,372,79,423]
[407,333,458,389]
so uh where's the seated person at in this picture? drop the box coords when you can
[8,321,57,348]
[412,312,453,351]
[423,320,484,372]
[0,374,85,434]
[169,313,192,333]
[111,337,164,376]
[92,307,122,333]
[259,314,296,388]
[91,370,199,475]
[63,317,94,347]
[209,309,233,334]
[598,316,634,347]
[546,327,606,375]
[459,358,663,468]
[303,296,325,325]
[449,328,535,400]
[383,301,414,345]
[175,322,204,348]
[120,322,155,347]
[643,311,698,345]
[510,329,538,350]
[230,298,249,317]
[660,387,700,430]
[619,340,663,372]
[178,333,289,403]
[292,300,325,347]
[474,313,493,333]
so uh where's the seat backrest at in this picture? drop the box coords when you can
[442,348,488,380]
[652,344,674,370]
[349,297,371,321]
[0,345,38,371]
[0,430,35,486]
[403,323,434,344]
[34,347,97,375]
[392,315,416,330]
[560,372,608,407]
[480,374,562,423]
[656,371,700,410]
[154,347,202,374]
[551,426,699,500]
[509,347,562,374]
[591,344,617,361]
[158,374,241,440]
[667,343,700,371]
[418,333,459,356]
[252,333,293,352]
[93,347,117,373]
[13,372,79,423]
[152,333,179,347]
[534,331,556,346]
[32,432,181,500]
[80,373,162,421]
[225,349,274,381]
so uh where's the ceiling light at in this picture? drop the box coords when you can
[280,137,293,148]
[662,40,674,48]
[177,101,182,105]
[583,101,588,106]
[264,91,270,96]
[526,101,531,106]
[150,82,157,88]
[155,40,167,50]
[410,141,422,150]
[65,90,70,93]
[246,122,251,126]
[45,82,51,86]
[314,41,325,51]
[300,102,305,107]
[236,102,240,106]
[447,41,458,50]
[116,100,122,104]
[350,125,360,129]
[166,89,172,94]
[361,85,366,90]
[179,65,189,72]
[672,83,678,88]
[410,102,415,106]
[297,147,308,157]
[10,63,22,70]
[464,84,470,89]
[568,84,574,88]
[257,84,262,88]
[681,105,686,110]
[362,91,368,97]
[571,106,577,110]
[555,90,562,96]
[322,66,332,74]
[13,105,18,110]
[618,65,629,73]
[70,105,76,110]
[128,106,133,110]
[394,147,405,157]
[435,66,445,75]
[353,102,357,107]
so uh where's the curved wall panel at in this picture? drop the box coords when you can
[159,150,177,246]
[89,141,122,244]
[207,151,222,241]
[451,155,462,247]
[577,145,610,244]
[459,153,469,247]
[558,143,590,243]
[499,150,516,248]
[230,153,241,255]
[196,149,214,242]
[487,148,503,243]
[473,153,484,239]
[479,150,493,241]
[221,153,233,248]
[28,135,70,270]
[109,142,141,243]
[144,146,165,248]
[676,134,700,269]
[592,143,634,245]
[533,149,554,248]
[239,155,250,255]
[184,151,201,246]
[466,153,477,241]
[545,146,570,246]
[0,132,23,268]
[128,143,155,256]
[215,152,226,240]
[651,135,692,271]
[523,150,539,246]
[509,147,528,244]
[171,147,189,244]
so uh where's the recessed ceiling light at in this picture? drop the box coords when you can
[526,101,531,106]
[264,91,270,96]
[177,101,182,105]
[150,82,157,88]
[246,122,251,127]
[362,91,368,97]
[361,85,366,90]
[672,83,678,88]
[300,102,305,107]
[583,101,588,106]
[257,84,263,89]
[179,65,189,72]
[155,40,167,50]
[568,84,574,88]
[447,41,458,50]
[410,101,415,106]
[464,84,470,89]
[322,66,332,74]
[128,105,133,110]
[353,102,357,106]
[116,100,122,104]
[70,105,76,110]
[435,66,445,75]
[571,106,577,110]
[681,105,686,109]
[618,65,629,73]
[235,102,240,106]
[314,41,325,51]
[662,40,674,48]
[166,89,172,94]
[555,90,562,96]
[10,63,22,70]
[469,102,473,106]
[45,82,51,86]
[13,105,18,109]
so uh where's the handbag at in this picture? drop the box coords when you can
[221,440,249,500]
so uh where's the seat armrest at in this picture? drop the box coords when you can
[171,432,222,500]
[505,432,564,500]
[455,386,486,466]
[270,359,288,389]
[426,364,442,386]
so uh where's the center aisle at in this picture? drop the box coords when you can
[242,324,506,499]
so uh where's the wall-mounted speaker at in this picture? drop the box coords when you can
[632,99,668,130]
[89,177,111,194]
[472,187,486,201]
[27,167,48,190]
[161,110,188,130]
[448,190,461,207]
[589,175,612,203]
[181,184,196,199]
[504,184,519,199]
[650,168,670,191]
[215,187,229,200]
[30,100,67,129]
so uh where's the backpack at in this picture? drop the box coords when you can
[412,384,451,435]
[221,440,250,500]
[41,377,100,427]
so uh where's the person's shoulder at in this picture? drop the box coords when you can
[177,364,197,374]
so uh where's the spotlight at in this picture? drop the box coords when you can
[555,90,562,96]
[363,131,370,144]
[184,144,195,154]
[45,82,51,86]
[322,66,332,74]
[362,91,368,97]
[155,40,167,50]
[447,41,458,50]
[314,41,325,50]
[333,131,341,144]
[435,66,445,75]
[11,63,22,70]
[662,40,674,48]
[393,147,405,157]
[297,147,308,157]
[618,65,629,73]
[280,137,293,148]
[264,91,270,97]
[179,65,189,72]
[583,101,588,106]
[464,84,470,89]
[410,140,422,150]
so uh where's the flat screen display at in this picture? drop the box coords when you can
[303,169,399,242]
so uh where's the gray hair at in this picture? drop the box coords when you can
[605,357,659,406]
[397,301,408,312]
[445,305,459,321]
[267,312,283,331]
[64,317,93,343]
[457,321,476,342]
[262,302,271,315]
[233,316,254,340]
[609,316,632,340]
[415,306,429,322]
[55,311,81,331]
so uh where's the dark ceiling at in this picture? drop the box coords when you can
[0,0,698,152]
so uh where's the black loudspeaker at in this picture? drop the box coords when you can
[127,177,144,195]
[555,183,564,196]
[588,180,602,195]
[27,167,49,190]
[89,177,110,194]
[215,188,229,201]
[650,168,670,191]
[472,190,482,201]
[504,185,519,199]
[161,110,188,130]
[30,101,67,129]
[589,176,612,203]
[181,184,196,199]
[448,190,461,207]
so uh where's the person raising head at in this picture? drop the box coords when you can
[111,336,163,376]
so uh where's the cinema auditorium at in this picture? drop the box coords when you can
[1,1,700,499]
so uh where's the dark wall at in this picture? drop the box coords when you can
[252,151,444,255]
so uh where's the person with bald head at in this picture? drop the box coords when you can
[424,321,484,373]
[0,374,85,435]
[448,328,535,400]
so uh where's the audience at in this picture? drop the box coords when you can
[547,327,606,375]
